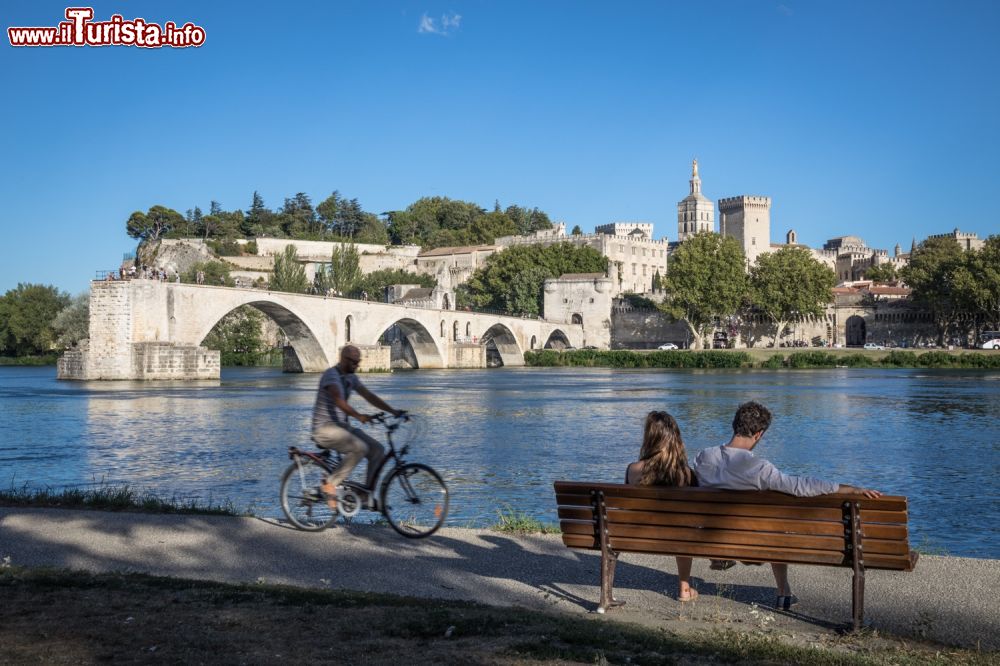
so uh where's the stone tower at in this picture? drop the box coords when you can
[676,159,714,241]
[718,195,772,270]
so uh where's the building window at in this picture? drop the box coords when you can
[752,237,756,245]
[345,316,352,342]
[563,298,568,303]
[631,247,636,255]
[589,297,594,303]
[632,264,636,275]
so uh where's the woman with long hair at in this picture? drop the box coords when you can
[625,411,698,602]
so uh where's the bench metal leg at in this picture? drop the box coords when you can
[594,489,625,614]
[848,501,866,631]
[852,569,865,631]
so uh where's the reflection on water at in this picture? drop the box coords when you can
[1,366,998,558]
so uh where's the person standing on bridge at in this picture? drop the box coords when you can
[311,345,404,507]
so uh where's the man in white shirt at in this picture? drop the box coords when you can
[693,401,881,608]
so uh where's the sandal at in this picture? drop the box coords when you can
[775,595,799,610]
[709,559,737,570]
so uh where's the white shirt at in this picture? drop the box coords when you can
[693,445,839,497]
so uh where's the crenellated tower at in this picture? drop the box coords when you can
[718,195,772,270]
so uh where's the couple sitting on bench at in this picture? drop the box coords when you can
[625,401,882,607]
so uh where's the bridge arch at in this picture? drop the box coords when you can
[379,318,445,369]
[481,323,524,367]
[544,329,571,350]
[195,299,329,372]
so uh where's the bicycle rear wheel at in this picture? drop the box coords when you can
[380,463,449,538]
[279,459,338,531]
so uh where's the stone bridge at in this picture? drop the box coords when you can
[58,280,587,380]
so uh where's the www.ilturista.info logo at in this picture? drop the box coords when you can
[8,7,205,48]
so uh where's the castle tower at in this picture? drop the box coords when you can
[787,229,797,245]
[676,159,714,241]
[718,195,772,270]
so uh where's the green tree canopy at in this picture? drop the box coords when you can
[126,205,185,243]
[864,263,899,283]
[659,233,747,349]
[202,305,269,366]
[315,243,361,295]
[459,243,608,316]
[386,197,551,248]
[354,269,436,302]
[0,283,71,356]
[182,261,233,287]
[901,236,966,343]
[269,246,309,293]
[749,246,836,346]
[51,292,89,349]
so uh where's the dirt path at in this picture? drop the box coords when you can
[1,507,997,652]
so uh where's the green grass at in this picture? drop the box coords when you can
[492,504,561,534]
[0,567,991,665]
[0,481,243,516]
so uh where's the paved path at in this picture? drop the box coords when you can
[1,508,997,651]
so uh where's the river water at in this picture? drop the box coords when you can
[1,366,997,558]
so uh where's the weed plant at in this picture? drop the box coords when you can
[0,482,241,516]
[493,504,560,534]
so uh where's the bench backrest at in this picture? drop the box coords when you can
[554,481,916,571]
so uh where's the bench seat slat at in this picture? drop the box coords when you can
[554,482,908,512]
[558,510,908,541]
[561,534,847,566]
[605,508,847,536]
[558,521,911,556]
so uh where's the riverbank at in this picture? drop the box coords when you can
[1,507,996,659]
[525,348,1000,369]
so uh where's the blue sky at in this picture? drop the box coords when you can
[2,0,998,295]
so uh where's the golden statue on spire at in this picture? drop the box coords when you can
[692,158,699,178]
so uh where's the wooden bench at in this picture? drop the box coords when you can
[554,481,919,629]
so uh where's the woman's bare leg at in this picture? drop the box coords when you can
[676,557,697,601]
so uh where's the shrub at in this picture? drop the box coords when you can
[244,240,258,255]
[840,354,873,367]
[207,239,243,256]
[761,355,785,369]
[787,352,838,368]
[917,351,956,368]
[881,351,918,367]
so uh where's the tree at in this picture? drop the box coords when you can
[571,225,582,236]
[202,305,268,365]
[316,243,361,295]
[901,236,965,344]
[182,260,233,286]
[51,292,89,348]
[354,269,436,302]
[126,205,185,244]
[245,191,273,236]
[460,243,607,316]
[749,247,836,346]
[0,283,71,356]
[865,263,898,283]
[504,205,552,235]
[269,245,309,293]
[659,233,747,350]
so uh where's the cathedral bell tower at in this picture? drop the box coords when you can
[677,159,715,242]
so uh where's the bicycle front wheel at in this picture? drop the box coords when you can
[279,459,338,531]
[380,463,449,538]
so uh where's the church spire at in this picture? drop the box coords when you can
[690,158,701,195]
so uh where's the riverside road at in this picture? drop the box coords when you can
[1,507,996,652]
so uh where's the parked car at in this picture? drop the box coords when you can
[863,343,885,350]
[657,342,679,350]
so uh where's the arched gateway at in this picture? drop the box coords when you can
[58,280,585,380]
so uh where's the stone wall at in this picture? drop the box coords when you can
[610,306,691,349]
[449,343,486,368]
[132,342,219,380]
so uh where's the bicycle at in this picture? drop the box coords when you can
[279,413,449,538]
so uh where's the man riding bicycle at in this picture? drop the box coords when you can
[311,345,404,507]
